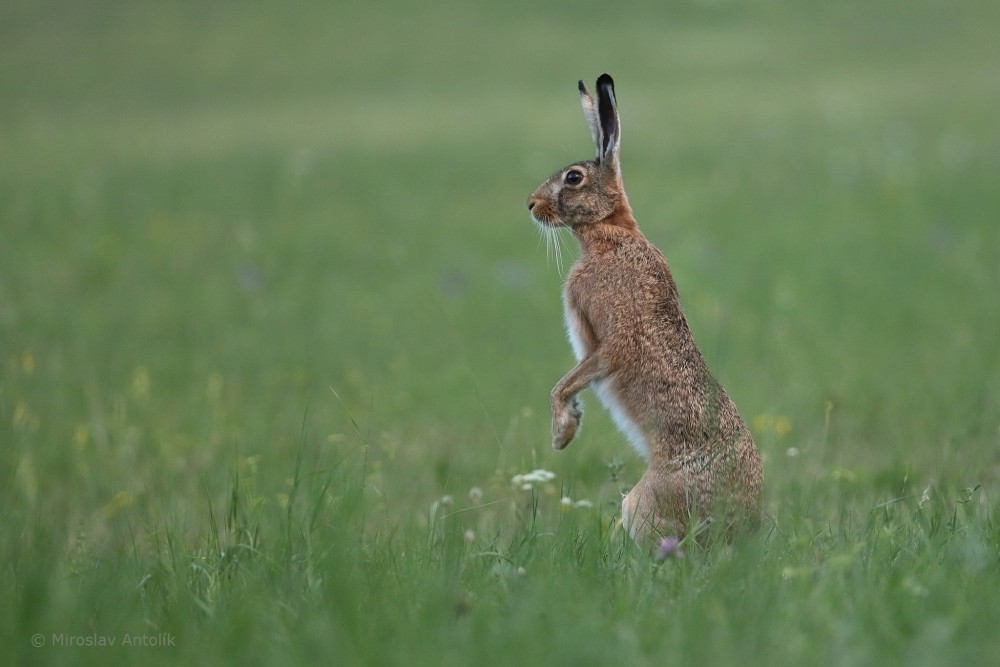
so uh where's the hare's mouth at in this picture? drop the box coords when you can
[531,213,555,227]
[529,209,564,228]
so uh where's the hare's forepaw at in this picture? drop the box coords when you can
[551,396,582,450]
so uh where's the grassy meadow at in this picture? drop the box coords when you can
[2,0,1000,665]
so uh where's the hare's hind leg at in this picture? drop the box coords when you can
[621,470,687,551]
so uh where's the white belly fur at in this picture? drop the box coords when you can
[593,380,650,460]
[564,302,587,362]
[564,302,650,461]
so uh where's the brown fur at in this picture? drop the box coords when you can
[527,75,763,549]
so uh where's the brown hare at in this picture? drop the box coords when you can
[527,74,763,549]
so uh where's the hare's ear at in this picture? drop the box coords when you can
[595,73,620,168]
[578,79,602,159]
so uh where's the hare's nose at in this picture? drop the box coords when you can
[527,197,537,211]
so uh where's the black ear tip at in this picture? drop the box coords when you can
[597,73,615,89]
[578,80,587,93]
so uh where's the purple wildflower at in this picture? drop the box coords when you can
[655,536,684,561]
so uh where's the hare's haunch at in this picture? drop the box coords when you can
[527,74,763,548]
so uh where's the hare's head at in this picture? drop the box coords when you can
[528,74,632,230]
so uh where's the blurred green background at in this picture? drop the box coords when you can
[4,0,999,539]
[2,0,999,663]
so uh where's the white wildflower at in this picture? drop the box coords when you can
[511,469,557,488]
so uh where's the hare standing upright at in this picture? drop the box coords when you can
[527,74,763,548]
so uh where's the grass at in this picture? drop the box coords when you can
[2,0,1000,665]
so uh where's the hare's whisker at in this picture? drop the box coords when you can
[550,227,566,275]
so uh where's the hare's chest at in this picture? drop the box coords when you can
[562,290,589,362]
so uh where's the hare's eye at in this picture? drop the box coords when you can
[564,170,584,186]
